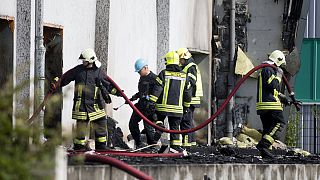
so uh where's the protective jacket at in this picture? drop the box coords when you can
[133,71,157,109]
[182,57,203,108]
[256,63,283,114]
[60,64,119,121]
[150,65,191,117]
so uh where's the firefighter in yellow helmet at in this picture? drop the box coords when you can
[149,51,192,153]
[176,48,203,148]
[49,48,123,151]
[256,50,291,158]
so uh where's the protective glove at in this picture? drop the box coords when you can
[276,67,283,79]
[103,93,112,104]
[183,106,190,114]
[115,90,124,97]
[126,94,139,104]
[49,77,59,93]
[278,94,290,106]
[145,101,156,115]
[289,92,302,111]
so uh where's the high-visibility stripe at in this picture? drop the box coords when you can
[188,73,196,81]
[183,62,203,97]
[171,140,182,146]
[111,88,117,95]
[269,123,280,136]
[263,134,274,144]
[190,96,201,105]
[163,79,170,104]
[75,85,83,112]
[179,79,185,106]
[190,142,197,146]
[74,139,86,145]
[97,136,107,142]
[267,75,275,84]
[156,77,162,85]
[259,75,263,102]
[150,95,158,102]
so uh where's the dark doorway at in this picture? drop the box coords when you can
[43,25,63,139]
[189,51,211,145]
[0,18,14,122]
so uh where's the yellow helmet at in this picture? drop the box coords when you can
[165,51,179,65]
[176,48,192,59]
[268,50,286,67]
[79,48,97,63]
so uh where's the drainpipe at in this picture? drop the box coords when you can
[226,0,236,138]
[34,0,46,143]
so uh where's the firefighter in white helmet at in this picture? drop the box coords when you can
[176,48,203,148]
[255,49,291,158]
[49,48,123,151]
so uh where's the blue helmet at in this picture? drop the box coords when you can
[134,58,148,72]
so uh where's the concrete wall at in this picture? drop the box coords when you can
[68,164,320,180]
[169,0,212,52]
[107,0,158,138]
[1,0,213,143]
[236,1,285,129]
[43,0,97,136]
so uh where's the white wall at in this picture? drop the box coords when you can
[169,0,212,51]
[108,0,157,137]
[44,0,97,137]
[0,0,16,17]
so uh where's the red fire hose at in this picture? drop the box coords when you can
[28,64,301,133]
[69,154,153,180]
[106,63,301,134]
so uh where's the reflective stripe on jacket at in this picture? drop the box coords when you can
[256,65,283,112]
[60,64,117,121]
[150,65,191,117]
[182,60,203,107]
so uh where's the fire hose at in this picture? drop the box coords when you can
[69,154,153,180]
[106,63,301,134]
[28,63,301,180]
[28,63,301,133]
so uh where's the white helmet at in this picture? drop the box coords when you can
[268,50,286,67]
[79,48,97,63]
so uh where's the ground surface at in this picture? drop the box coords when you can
[68,145,320,165]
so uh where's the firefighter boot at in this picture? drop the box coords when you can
[95,142,109,151]
[73,144,92,151]
[256,139,274,159]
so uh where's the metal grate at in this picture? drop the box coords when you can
[297,104,320,154]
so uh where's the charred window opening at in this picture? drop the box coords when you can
[0,17,14,122]
[282,0,304,52]
[43,25,63,139]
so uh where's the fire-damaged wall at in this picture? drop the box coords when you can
[213,0,289,139]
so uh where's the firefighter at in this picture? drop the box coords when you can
[256,50,291,158]
[149,51,192,152]
[128,58,158,149]
[177,48,203,148]
[49,48,122,151]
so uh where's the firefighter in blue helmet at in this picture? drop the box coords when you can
[177,48,203,148]
[256,50,292,158]
[128,58,158,149]
[149,51,192,152]
[49,48,122,151]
